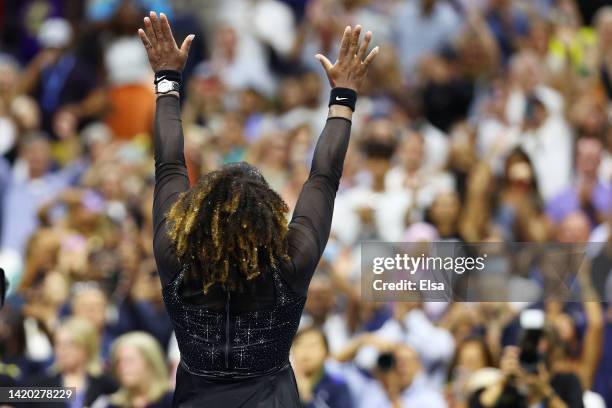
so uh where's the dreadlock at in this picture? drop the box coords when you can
[166,162,291,293]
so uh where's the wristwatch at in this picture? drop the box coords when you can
[155,78,180,94]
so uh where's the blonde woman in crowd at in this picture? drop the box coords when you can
[29,317,116,408]
[92,331,172,408]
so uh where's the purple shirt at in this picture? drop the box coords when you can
[546,182,612,224]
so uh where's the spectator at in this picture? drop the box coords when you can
[91,331,173,408]
[336,338,448,408]
[292,326,353,408]
[469,344,584,408]
[547,137,611,228]
[70,282,119,361]
[391,0,463,80]
[495,148,550,242]
[20,18,98,138]
[0,304,45,386]
[445,337,495,408]
[102,1,156,139]
[1,133,84,256]
[29,317,116,407]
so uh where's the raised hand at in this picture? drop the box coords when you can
[315,25,379,93]
[138,11,194,72]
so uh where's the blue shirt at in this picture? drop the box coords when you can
[0,157,10,245]
[1,160,85,255]
[391,0,462,79]
[305,370,353,408]
[355,371,447,408]
[593,319,612,408]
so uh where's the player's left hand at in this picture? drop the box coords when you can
[315,25,379,93]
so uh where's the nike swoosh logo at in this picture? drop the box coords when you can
[158,76,166,81]
[335,96,348,101]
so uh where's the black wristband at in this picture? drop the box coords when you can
[329,87,357,111]
[154,70,182,85]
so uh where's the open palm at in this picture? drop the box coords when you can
[315,25,379,93]
[138,11,194,73]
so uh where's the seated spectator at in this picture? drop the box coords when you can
[336,337,448,408]
[446,337,495,408]
[292,326,353,408]
[20,18,99,138]
[366,302,455,383]
[115,257,173,350]
[593,284,612,407]
[1,133,85,256]
[547,137,611,228]
[0,304,45,386]
[70,282,119,361]
[0,54,21,158]
[21,270,69,354]
[484,0,529,63]
[469,344,584,408]
[391,0,463,79]
[333,135,400,243]
[91,331,172,408]
[495,148,550,242]
[30,317,116,407]
[103,2,156,140]
[424,190,464,241]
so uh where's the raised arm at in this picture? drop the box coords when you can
[139,11,194,286]
[284,25,379,295]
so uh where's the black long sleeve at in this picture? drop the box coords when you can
[152,95,189,287]
[151,92,352,295]
[282,116,352,296]
[152,90,352,404]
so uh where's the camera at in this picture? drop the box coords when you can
[518,309,545,374]
[376,352,396,373]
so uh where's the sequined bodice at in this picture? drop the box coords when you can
[162,266,306,379]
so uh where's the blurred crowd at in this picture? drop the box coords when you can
[0,0,611,407]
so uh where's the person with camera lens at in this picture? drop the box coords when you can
[469,345,582,408]
[334,334,447,408]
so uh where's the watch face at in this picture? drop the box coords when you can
[158,80,173,93]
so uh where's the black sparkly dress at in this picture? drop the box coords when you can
[152,95,352,407]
